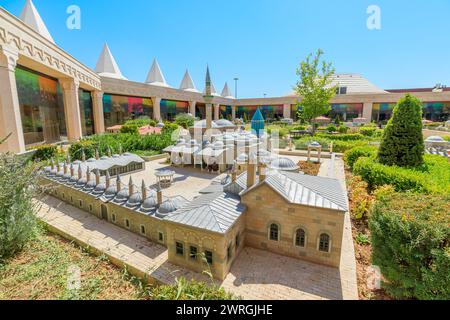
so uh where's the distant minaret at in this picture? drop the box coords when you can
[203,66,214,132]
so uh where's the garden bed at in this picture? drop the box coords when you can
[298,161,321,176]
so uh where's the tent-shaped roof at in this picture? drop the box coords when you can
[180,70,199,92]
[19,0,54,43]
[221,83,234,99]
[146,59,170,87]
[95,43,127,80]
[251,108,265,136]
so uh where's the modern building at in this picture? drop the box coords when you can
[1,1,449,154]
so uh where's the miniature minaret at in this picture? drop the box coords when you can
[95,169,100,185]
[105,171,111,188]
[70,164,74,177]
[78,164,82,179]
[156,185,163,205]
[107,147,112,157]
[50,159,55,170]
[141,180,147,199]
[67,154,71,164]
[86,167,91,182]
[81,150,86,162]
[95,149,100,160]
[63,162,68,174]
[128,177,134,196]
[203,66,214,132]
[116,175,122,191]
[56,160,60,172]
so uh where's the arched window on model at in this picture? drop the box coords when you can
[269,223,280,241]
[295,229,306,247]
[319,233,331,252]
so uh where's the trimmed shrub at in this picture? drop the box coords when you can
[162,122,179,135]
[347,175,373,220]
[175,113,195,129]
[267,125,290,138]
[326,124,337,133]
[120,124,139,135]
[353,154,450,194]
[31,144,58,161]
[0,153,39,260]
[317,133,365,141]
[344,145,378,170]
[378,94,424,167]
[125,116,156,128]
[359,126,377,137]
[332,140,368,153]
[338,126,349,134]
[369,192,450,299]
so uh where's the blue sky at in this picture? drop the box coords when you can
[2,0,449,98]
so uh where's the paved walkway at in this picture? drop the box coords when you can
[35,157,358,300]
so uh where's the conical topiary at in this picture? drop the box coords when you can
[378,94,424,167]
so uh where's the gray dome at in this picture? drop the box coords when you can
[92,183,106,195]
[100,156,109,160]
[68,175,78,185]
[236,153,248,164]
[141,196,158,212]
[156,199,179,217]
[194,120,219,128]
[61,172,72,181]
[56,170,65,179]
[156,122,164,128]
[83,180,97,191]
[103,185,117,199]
[269,158,299,171]
[75,178,87,189]
[215,119,235,127]
[425,136,445,142]
[114,188,129,202]
[126,192,142,208]
[87,158,96,163]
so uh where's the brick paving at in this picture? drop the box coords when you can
[35,157,358,300]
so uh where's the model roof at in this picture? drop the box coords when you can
[166,192,246,233]
[95,43,127,80]
[180,70,199,92]
[146,59,169,87]
[19,0,54,43]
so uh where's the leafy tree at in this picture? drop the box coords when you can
[0,153,40,261]
[294,49,337,135]
[378,94,424,167]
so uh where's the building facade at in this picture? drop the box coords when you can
[1,2,450,154]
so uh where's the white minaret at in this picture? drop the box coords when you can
[19,0,55,43]
[145,59,170,87]
[95,43,127,80]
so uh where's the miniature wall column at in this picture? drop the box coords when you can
[231,106,236,120]
[0,46,26,153]
[189,101,196,116]
[60,78,83,142]
[205,103,213,130]
[214,104,220,120]
[91,90,105,134]
[362,102,373,122]
[152,97,162,121]
[283,104,291,119]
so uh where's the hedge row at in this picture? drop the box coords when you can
[344,146,378,170]
[353,154,450,195]
[369,192,450,300]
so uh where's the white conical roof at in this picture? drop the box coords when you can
[221,82,234,99]
[146,59,170,87]
[19,0,54,43]
[95,43,127,80]
[180,70,199,92]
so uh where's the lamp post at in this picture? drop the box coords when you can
[234,77,239,99]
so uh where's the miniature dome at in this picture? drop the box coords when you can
[114,188,129,202]
[123,153,132,156]
[309,141,322,147]
[236,153,249,164]
[75,178,87,189]
[112,154,120,158]
[103,185,117,199]
[61,172,72,181]
[156,199,179,217]
[425,136,445,142]
[100,156,109,160]
[56,170,65,179]
[194,120,219,128]
[83,180,97,191]
[92,183,106,195]
[141,196,158,212]
[68,175,78,185]
[87,158,96,163]
[156,122,165,128]
[73,160,81,165]
[126,192,142,208]
[269,158,299,171]
[212,141,224,150]
[215,119,235,127]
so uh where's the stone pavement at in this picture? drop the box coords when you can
[35,157,358,300]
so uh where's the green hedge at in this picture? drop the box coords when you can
[353,154,450,194]
[344,146,378,170]
[31,144,58,161]
[369,192,450,299]
[316,133,365,141]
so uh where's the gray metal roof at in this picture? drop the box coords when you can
[233,171,348,212]
[165,192,246,233]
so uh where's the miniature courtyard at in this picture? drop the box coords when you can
[36,155,357,300]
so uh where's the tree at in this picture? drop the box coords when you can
[0,153,40,261]
[294,49,337,135]
[378,94,424,167]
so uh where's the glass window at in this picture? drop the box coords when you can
[189,246,198,260]
[329,104,363,121]
[103,94,153,128]
[319,234,330,252]
[295,229,306,247]
[176,242,184,256]
[15,66,67,146]
[78,89,95,136]
[269,224,279,241]
[160,99,189,121]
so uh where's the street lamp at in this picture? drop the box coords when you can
[233,77,239,99]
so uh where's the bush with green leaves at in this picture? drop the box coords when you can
[31,144,58,161]
[175,113,195,129]
[378,94,424,167]
[326,124,337,133]
[353,154,450,194]
[338,126,349,134]
[359,126,377,137]
[267,125,290,138]
[344,145,378,170]
[150,277,238,300]
[317,133,365,141]
[124,116,156,128]
[162,122,180,135]
[0,153,40,261]
[120,124,139,135]
[369,192,450,299]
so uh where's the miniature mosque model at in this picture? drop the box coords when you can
[41,70,348,280]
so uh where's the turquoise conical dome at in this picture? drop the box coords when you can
[251,108,265,137]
